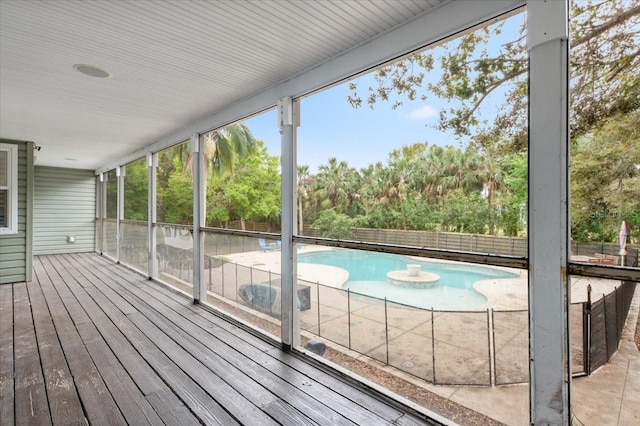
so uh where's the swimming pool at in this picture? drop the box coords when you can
[298,249,518,310]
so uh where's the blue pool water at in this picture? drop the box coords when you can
[298,249,518,310]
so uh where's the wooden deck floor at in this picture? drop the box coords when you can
[0,253,438,425]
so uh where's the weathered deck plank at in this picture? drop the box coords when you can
[93,270,372,425]
[0,284,15,425]
[1,253,436,426]
[45,255,199,426]
[71,255,339,426]
[59,254,309,426]
[78,252,425,425]
[45,255,237,426]
[33,257,127,426]
[26,274,85,425]
[45,255,238,425]
[12,282,52,425]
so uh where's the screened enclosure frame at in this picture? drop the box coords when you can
[92,1,640,424]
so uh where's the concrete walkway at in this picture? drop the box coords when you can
[572,283,639,426]
[416,284,639,425]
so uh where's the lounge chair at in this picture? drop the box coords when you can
[258,238,279,252]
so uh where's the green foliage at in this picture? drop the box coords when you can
[499,152,528,236]
[206,141,281,228]
[105,169,118,219]
[440,190,489,234]
[156,142,190,223]
[123,158,148,221]
[571,111,640,243]
[312,210,354,239]
[160,172,193,224]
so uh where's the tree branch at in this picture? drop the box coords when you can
[458,69,526,127]
[574,4,640,47]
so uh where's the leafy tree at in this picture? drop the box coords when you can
[297,165,314,234]
[347,0,640,149]
[123,157,148,221]
[105,169,118,219]
[440,190,490,234]
[312,209,354,239]
[500,152,528,236]
[403,198,441,231]
[571,111,640,242]
[156,142,191,223]
[160,171,193,224]
[207,141,281,230]
[185,123,257,179]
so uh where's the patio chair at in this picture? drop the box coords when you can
[258,238,270,252]
[258,238,279,252]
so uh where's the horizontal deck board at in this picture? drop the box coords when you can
[34,257,127,426]
[63,254,314,426]
[0,285,15,425]
[45,255,236,426]
[80,252,418,425]
[25,274,85,425]
[75,321,164,426]
[75,256,346,426]
[2,253,436,426]
[12,282,52,425]
[43,258,200,426]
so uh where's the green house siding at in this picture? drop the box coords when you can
[33,167,95,255]
[0,140,33,284]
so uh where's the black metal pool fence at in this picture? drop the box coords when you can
[201,258,637,387]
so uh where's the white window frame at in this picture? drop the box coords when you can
[0,143,19,235]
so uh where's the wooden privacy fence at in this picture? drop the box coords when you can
[105,220,638,266]
[303,226,639,266]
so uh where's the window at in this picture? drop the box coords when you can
[0,143,18,235]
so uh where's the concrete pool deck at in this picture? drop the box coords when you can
[217,248,639,425]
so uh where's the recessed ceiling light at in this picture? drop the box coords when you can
[73,64,111,78]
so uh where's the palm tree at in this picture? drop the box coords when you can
[297,165,313,234]
[182,123,256,228]
[357,163,384,215]
[477,149,504,234]
[314,158,357,213]
[184,123,256,179]
[421,145,449,202]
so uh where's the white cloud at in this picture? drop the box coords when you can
[406,105,437,121]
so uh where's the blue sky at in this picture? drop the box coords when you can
[244,80,462,172]
[244,12,525,173]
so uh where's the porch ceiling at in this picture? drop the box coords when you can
[0,0,448,170]
[1,1,525,173]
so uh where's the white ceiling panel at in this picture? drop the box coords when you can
[1,0,500,170]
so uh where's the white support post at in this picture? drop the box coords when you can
[95,174,102,253]
[279,96,300,349]
[148,153,158,279]
[116,166,125,262]
[101,173,107,254]
[192,133,206,302]
[527,1,570,424]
